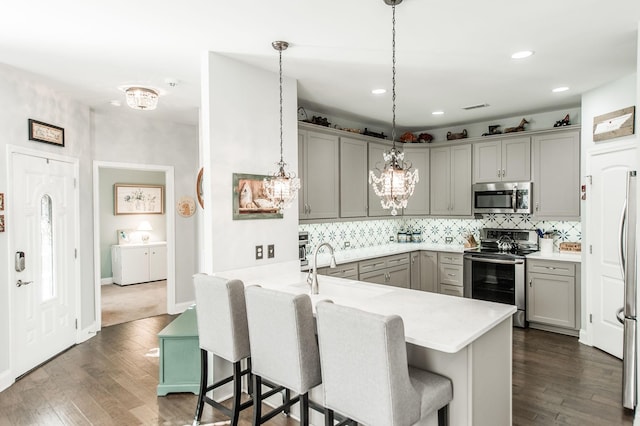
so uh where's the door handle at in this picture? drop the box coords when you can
[16,279,33,287]
[620,199,627,279]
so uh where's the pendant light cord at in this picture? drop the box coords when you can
[279,47,284,165]
[391,3,396,149]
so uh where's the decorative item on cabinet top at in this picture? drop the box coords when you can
[504,118,529,133]
[482,125,502,136]
[232,173,283,220]
[554,114,571,127]
[446,129,468,140]
[114,184,164,215]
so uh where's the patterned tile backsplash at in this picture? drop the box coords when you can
[299,214,581,252]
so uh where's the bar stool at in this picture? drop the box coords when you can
[316,301,453,426]
[192,274,252,426]
[244,286,322,426]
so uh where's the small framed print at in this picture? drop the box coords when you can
[0,215,4,232]
[0,193,4,211]
[232,173,282,220]
[28,119,65,147]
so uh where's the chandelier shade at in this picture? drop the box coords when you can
[263,40,300,213]
[125,87,159,110]
[368,0,419,216]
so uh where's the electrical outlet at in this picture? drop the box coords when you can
[389,236,395,242]
[445,237,453,243]
[344,241,351,249]
[267,244,275,258]
[255,245,263,260]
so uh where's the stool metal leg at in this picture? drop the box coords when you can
[324,408,334,426]
[438,404,449,426]
[230,361,242,426]
[252,374,262,425]
[193,349,208,426]
[299,393,309,426]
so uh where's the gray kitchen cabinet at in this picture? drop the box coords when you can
[410,251,420,290]
[318,261,359,279]
[402,146,430,215]
[531,130,580,218]
[430,144,472,216]
[527,259,580,334]
[359,253,410,288]
[438,252,464,296]
[473,137,530,183]
[368,142,394,217]
[340,137,368,218]
[412,251,437,293]
[298,130,339,219]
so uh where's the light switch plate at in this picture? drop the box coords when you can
[267,244,275,258]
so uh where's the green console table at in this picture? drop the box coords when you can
[157,307,201,396]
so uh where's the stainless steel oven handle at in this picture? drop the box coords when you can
[464,255,524,265]
[512,184,518,213]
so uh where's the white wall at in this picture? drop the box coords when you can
[201,53,299,272]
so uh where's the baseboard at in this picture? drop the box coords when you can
[101,277,113,285]
[0,368,14,392]
[578,328,591,346]
[528,322,579,337]
[169,301,195,315]
[77,323,98,344]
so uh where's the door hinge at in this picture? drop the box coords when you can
[74,178,77,188]
[589,245,592,254]
[589,313,593,323]
[75,248,78,259]
[75,319,78,329]
[587,175,592,185]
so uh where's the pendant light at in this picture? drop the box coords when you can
[368,0,419,216]
[263,40,300,213]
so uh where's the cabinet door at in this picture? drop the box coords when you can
[149,245,167,281]
[502,137,530,181]
[527,273,576,329]
[430,146,451,215]
[359,269,388,285]
[417,251,438,293]
[402,147,430,215]
[439,263,463,286]
[119,247,149,285]
[450,144,472,215]
[368,143,393,217]
[439,283,463,297]
[410,252,421,290]
[340,137,368,218]
[303,131,339,219]
[473,140,501,183]
[387,265,410,288]
[298,131,307,217]
[532,131,580,218]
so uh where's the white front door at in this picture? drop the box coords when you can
[588,145,637,358]
[11,152,78,377]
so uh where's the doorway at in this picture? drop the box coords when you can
[93,161,175,329]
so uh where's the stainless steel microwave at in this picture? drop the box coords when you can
[472,182,532,214]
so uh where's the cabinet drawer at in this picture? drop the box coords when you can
[527,260,575,277]
[320,262,359,279]
[359,257,389,273]
[439,283,464,297]
[439,264,463,287]
[438,252,463,265]
[385,254,410,267]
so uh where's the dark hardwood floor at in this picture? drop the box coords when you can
[0,315,634,425]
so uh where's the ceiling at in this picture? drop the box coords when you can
[1,0,639,132]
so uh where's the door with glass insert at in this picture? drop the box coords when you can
[11,152,77,377]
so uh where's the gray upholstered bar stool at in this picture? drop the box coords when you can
[316,301,453,426]
[244,286,322,426]
[192,274,253,426]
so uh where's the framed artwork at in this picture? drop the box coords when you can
[28,119,65,147]
[232,173,282,220]
[0,215,4,232]
[196,167,204,209]
[0,193,4,211]
[117,229,134,244]
[593,106,635,142]
[114,184,164,215]
[177,196,196,217]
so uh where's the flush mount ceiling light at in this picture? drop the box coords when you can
[372,88,387,95]
[125,87,159,110]
[368,0,419,216]
[511,50,534,59]
[432,111,444,115]
[552,86,570,93]
[263,40,300,213]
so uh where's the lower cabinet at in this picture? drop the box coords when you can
[359,254,410,288]
[318,261,359,279]
[526,259,580,335]
[438,252,464,297]
[112,242,167,285]
[412,251,437,293]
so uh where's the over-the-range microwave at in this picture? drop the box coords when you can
[472,181,532,214]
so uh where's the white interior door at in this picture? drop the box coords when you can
[588,146,637,358]
[11,152,77,377]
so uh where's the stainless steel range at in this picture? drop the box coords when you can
[463,228,539,328]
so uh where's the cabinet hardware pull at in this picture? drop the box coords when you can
[502,169,505,177]
[447,273,456,277]
[545,266,556,270]
[497,169,500,177]
[529,280,532,287]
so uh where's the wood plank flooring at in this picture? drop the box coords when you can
[0,315,634,425]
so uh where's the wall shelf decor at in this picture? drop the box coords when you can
[232,173,283,220]
[28,119,65,147]
[114,184,164,215]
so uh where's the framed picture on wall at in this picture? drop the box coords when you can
[232,173,282,220]
[28,119,65,147]
[114,184,164,215]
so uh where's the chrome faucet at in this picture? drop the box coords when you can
[307,242,336,295]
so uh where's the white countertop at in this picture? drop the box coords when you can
[307,242,465,269]
[214,260,516,354]
[526,251,582,263]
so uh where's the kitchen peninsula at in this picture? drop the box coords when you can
[214,259,516,426]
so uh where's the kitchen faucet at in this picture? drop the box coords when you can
[307,242,336,295]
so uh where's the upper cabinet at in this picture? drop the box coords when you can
[531,130,580,218]
[340,137,368,218]
[298,130,339,219]
[402,146,430,216]
[430,144,472,216]
[368,143,394,217]
[473,136,530,183]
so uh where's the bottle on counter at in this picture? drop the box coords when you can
[412,231,422,243]
[397,230,407,243]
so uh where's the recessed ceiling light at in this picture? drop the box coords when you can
[552,86,570,93]
[371,88,387,95]
[432,111,444,115]
[511,50,534,59]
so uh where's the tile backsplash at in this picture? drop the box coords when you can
[299,214,581,252]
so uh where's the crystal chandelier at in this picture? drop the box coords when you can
[125,87,159,110]
[368,0,419,216]
[264,41,300,213]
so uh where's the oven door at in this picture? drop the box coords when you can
[463,254,525,311]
